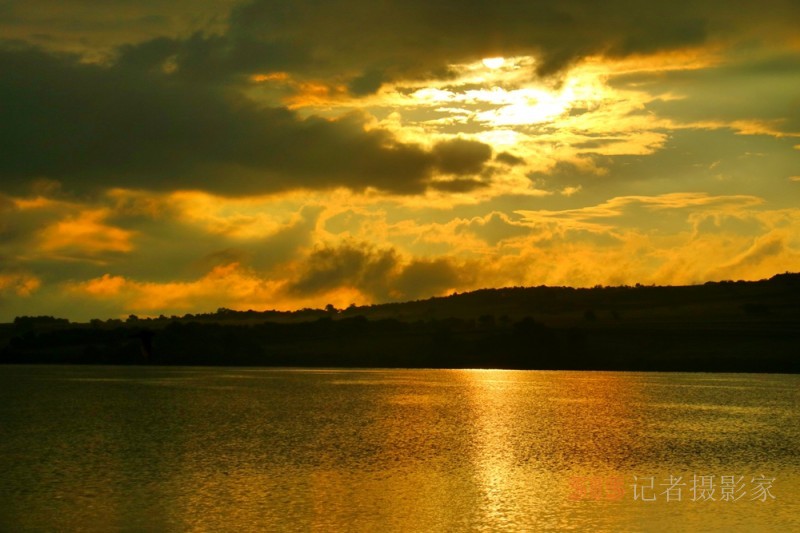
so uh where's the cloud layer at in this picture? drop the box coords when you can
[1,0,799,320]
[0,43,497,196]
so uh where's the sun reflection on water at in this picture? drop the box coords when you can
[1,367,798,531]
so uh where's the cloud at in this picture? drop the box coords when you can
[218,0,712,83]
[0,43,493,196]
[0,272,41,297]
[616,53,800,137]
[287,244,400,300]
[7,0,798,89]
[130,0,798,93]
[455,212,532,246]
[2,1,799,321]
[429,179,489,193]
[60,243,471,318]
[37,209,136,260]
[0,192,137,267]
[80,273,128,297]
[394,258,472,299]
[287,242,470,301]
[0,188,328,295]
[66,263,281,315]
[496,152,525,166]
[527,127,800,202]
[11,199,800,321]
[705,231,793,281]
[432,138,493,175]
[0,1,241,65]
[516,193,765,234]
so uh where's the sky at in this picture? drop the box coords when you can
[1,0,799,321]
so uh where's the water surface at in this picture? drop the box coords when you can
[1,366,797,531]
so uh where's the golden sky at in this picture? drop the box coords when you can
[1,0,799,320]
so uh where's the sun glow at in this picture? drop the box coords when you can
[481,57,506,69]
[407,67,607,130]
[271,54,645,191]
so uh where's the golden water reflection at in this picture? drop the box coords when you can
[452,370,645,530]
[0,367,797,531]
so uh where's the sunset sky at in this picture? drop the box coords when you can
[1,0,799,321]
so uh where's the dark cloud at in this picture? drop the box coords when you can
[0,1,235,55]
[197,248,250,270]
[495,152,524,166]
[527,161,591,193]
[430,179,488,193]
[0,195,14,236]
[572,138,626,150]
[432,139,492,175]
[347,68,387,96]
[171,1,772,88]
[287,242,470,301]
[456,212,531,246]
[217,0,717,83]
[66,3,739,101]
[288,243,399,300]
[0,42,492,195]
[115,36,181,72]
[394,258,469,299]
[83,0,790,94]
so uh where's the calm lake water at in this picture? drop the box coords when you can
[0,366,798,532]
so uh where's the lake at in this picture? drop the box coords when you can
[0,366,798,531]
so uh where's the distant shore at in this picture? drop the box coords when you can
[3,274,799,373]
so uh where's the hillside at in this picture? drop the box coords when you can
[2,273,799,372]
